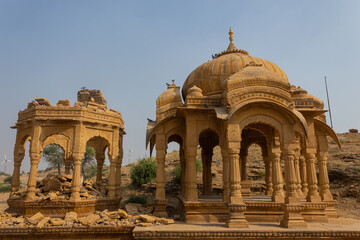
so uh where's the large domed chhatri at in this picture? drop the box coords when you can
[147,28,340,229]
[182,27,288,100]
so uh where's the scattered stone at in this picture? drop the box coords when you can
[43,177,62,192]
[139,214,156,223]
[125,204,139,215]
[118,209,128,219]
[137,222,152,227]
[48,192,57,200]
[65,212,77,222]
[28,212,45,224]
[13,217,25,224]
[156,217,174,224]
[36,216,50,228]
[79,214,100,226]
[50,218,65,226]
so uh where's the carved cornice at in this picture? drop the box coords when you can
[156,108,177,122]
[0,225,134,235]
[133,229,360,239]
[17,106,124,127]
[185,96,222,107]
[227,88,292,107]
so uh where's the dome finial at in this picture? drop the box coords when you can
[227,27,237,51]
[229,27,234,43]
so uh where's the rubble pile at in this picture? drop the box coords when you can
[10,174,108,201]
[0,206,174,228]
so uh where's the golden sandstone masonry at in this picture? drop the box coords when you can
[147,28,340,228]
[9,89,125,217]
[2,28,360,240]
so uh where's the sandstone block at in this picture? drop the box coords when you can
[28,212,44,224]
[48,192,57,200]
[64,212,77,222]
[13,217,25,224]
[79,214,100,226]
[139,214,156,223]
[50,218,65,226]
[137,222,152,227]
[156,217,174,224]
[118,209,128,219]
[125,204,139,215]
[36,216,50,228]
[44,177,62,192]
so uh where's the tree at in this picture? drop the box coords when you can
[81,146,96,177]
[42,144,64,174]
[130,158,157,186]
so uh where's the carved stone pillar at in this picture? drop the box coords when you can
[70,153,83,201]
[280,149,307,228]
[226,148,248,228]
[96,155,105,183]
[264,155,273,195]
[201,147,213,195]
[294,154,303,199]
[222,150,230,202]
[299,155,308,196]
[271,151,285,202]
[283,150,300,203]
[154,144,167,217]
[180,147,186,196]
[11,155,23,195]
[26,152,41,200]
[317,152,333,201]
[305,151,321,202]
[115,161,122,197]
[185,146,198,201]
[108,155,117,199]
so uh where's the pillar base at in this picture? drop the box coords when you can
[154,199,168,218]
[70,193,81,201]
[272,192,285,203]
[25,192,35,201]
[323,200,339,218]
[306,193,321,202]
[226,203,249,228]
[280,204,307,228]
[321,191,333,201]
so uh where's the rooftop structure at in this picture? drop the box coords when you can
[8,89,124,217]
[147,28,341,228]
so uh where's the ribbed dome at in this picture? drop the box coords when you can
[182,28,288,100]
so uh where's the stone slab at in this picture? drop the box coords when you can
[133,217,360,239]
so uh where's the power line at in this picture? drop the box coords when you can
[325,76,334,128]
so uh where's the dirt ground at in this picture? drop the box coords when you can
[0,132,359,219]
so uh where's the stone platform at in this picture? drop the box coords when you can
[180,195,335,223]
[7,197,121,217]
[133,218,360,240]
[0,225,134,240]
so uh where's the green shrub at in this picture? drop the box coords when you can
[0,183,11,193]
[174,163,181,184]
[84,165,97,179]
[196,159,202,173]
[130,158,157,186]
[125,194,147,205]
[257,170,265,178]
[339,137,348,144]
[4,176,12,184]
[0,171,9,176]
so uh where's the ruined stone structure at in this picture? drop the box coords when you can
[147,28,341,228]
[9,89,124,216]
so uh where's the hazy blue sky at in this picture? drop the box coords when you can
[0,0,359,173]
